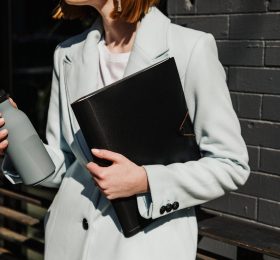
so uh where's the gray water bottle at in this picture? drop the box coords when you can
[0,90,55,185]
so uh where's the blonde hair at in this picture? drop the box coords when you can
[53,0,160,23]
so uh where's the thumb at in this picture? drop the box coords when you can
[91,149,125,163]
[9,98,18,109]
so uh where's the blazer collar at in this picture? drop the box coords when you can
[64,6,171,104]
[123,6,171,77]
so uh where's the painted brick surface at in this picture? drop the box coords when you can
[228,67,280,94]
[230,93,262,119]
[240,119,280,149]
[167,0,195,15]
[258,199,280,227]
[172,16,229,39]
[168,0,280,233]
[262,95,280,121]
[238,172,280,202]
[230,14,280,40]
[203,192,257,220]
[269,0,280,11]
[196,0,266,14]
[247,146,259,171]
[217,40,264,66]
[260,148,280,175]
[265,41,280,66]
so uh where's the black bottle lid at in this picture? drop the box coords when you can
[0,90,9,103]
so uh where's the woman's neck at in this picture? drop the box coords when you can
[95,1,139,53]
[102,19,139,53]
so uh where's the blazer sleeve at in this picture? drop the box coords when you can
[137,33,250,219]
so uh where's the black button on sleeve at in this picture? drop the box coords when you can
[166,203,172,212]
[172,201,179,210]
[82,218,89,230]
[160,206,166,215]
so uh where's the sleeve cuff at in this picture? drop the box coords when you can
[143,164,183,219]
[136,192,153,219]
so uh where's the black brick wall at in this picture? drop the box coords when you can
[168,0,280,230]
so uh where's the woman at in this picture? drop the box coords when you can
[0,0,250,259]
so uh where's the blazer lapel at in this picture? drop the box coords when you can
[62,17,104,162]
[123,7,171,77]
[64,16,103,105]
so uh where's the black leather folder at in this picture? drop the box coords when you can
[71,58,201,237]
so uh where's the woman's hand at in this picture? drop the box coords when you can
[0,98,18,156]
[86,149,149,200]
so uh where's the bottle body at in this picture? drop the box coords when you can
[0,99,55,185]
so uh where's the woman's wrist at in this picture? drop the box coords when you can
[135,166,150,194]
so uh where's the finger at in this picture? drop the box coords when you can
[93,177,102,189]
[103,190,112,199]
[86,162,105,179]
[99,189,111,200]
[9,98,18,109]
[0,148,5,157]
[0,140,8,151]
[93,177,108,192]
[91,149,124,163]
[0,129,8,141]
[107,194,115,200]
[0,118,5,127]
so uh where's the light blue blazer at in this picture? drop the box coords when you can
[3,6,250,260]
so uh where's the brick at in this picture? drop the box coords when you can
[269,0,280,11]
[167,0,195,15]
[240,119,280,149]
[203,192,257,220]
[265,41,280,66]
[230,93,262,119]
[173,15,229,39]
[230,14,280,40]
[217,40,264,66]
[224,66,229,81]
[196,0,266,14]
[260,148,280,175]
[238,172,260,196]
[230,93,238,110]
[229,67,280,94]
[238,172,280,201]
[262,95,280,121]
[259,199,280,228]
[247,145,260,171]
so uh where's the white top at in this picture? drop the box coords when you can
[97,38,131,88]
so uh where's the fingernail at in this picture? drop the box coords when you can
[3,140,8,145]
[92,148,100,154]
[2,129,8,135]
